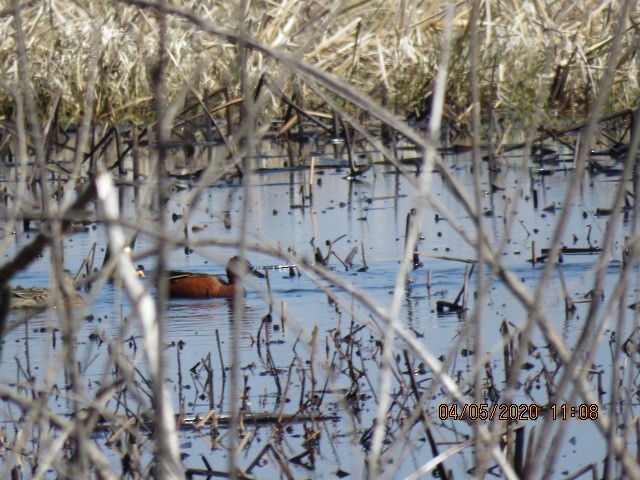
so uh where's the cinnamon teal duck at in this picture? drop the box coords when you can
[168,256,265,299]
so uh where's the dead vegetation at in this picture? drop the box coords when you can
[2,0,640,478]
[0,0,639,124]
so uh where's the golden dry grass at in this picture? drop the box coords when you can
[0,0,638,125]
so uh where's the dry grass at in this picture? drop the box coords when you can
[0,0,638,125]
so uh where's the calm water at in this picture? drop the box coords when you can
[0,140,635,478]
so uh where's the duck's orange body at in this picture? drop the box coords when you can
[168,272,235,298]
[168,257,264,299]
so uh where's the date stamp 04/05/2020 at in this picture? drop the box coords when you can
[438,403,599,421]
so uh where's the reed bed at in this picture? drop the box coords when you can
[2,0,640,479]
[0,0,639,124]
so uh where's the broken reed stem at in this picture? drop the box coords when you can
[206,354,215,411]
[402,350,449,480]
[298,360,306,408]
[339,115,356,176]
[557,267,574,314]
[531,241,536,265]
[263,314,270,345]
[265,339,282,400]
[404,209,421,267]
[316,350,335,406]
[513,424,525,477]
[461,265,471,311]
[295,81,306,140]
[309,326,318,402]
[246,443,273,474]
[281,300,287,335]
[241,373,249,412]
[278,358,297,423]
[177,341,184,413]
[132,125,140,182]
[453,262,475,307]
[256,317,264,358]
[265,270,274,312]
[215,329,226,380]
[77,241,97,281]
[115,126,124,176]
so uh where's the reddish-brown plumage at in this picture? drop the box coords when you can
[169,273,235,298]
[168,257,265,299]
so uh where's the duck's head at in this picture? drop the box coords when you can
[226,256,265,284]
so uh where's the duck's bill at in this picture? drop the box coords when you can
[250,265,266,278]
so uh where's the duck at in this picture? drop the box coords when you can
[168,256,265,299]
[10,270,84,309]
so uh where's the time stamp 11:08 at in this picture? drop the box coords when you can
[438,403,599,421]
